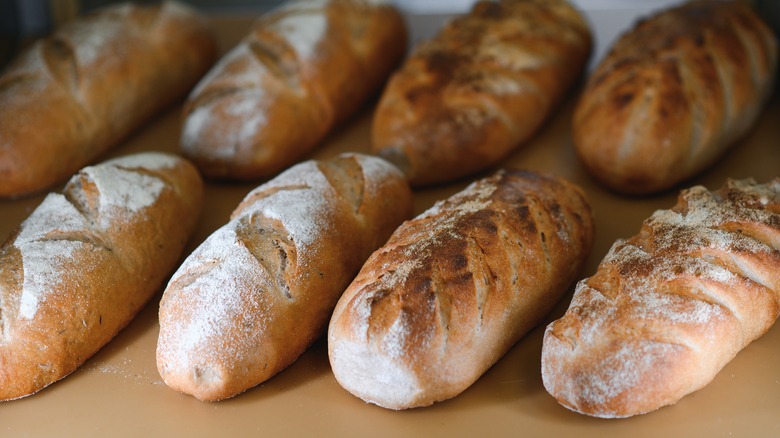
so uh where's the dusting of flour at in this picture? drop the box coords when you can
[160,155,397,380]
[14,153,175,319]
[543,178,780,417]
[271,2,328,62]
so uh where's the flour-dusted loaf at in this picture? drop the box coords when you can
[0,152,203,401]
[156,153,412,401]
[181,0,407,181]
[328,169,595,409]
[542,178,780,418]
[0,1,217,199]
[573,1,778,195]
[371,0,592,187]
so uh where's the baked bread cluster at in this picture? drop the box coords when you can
[0,0,778,423]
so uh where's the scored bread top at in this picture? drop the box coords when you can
[181,0,406,180]
[372,0,592,186]
[542,178,780,418]
[328,169,595,409]
[157,153,412,401]
[573,1,778,194]
[0,151,203,401]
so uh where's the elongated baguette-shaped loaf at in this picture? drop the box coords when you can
[0,152,203,401]
[328,169,595,409]
[371,0,592,187]
[542,178,780,418]
[181,0,407,181]
[573,1,778,195]
[0,1,217,199]
[156,153,412,401]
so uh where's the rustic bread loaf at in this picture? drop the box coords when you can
[371,0,592,187]
[0,1,217,199]
[156,153,412,401]
[542,178,780,418]
[328,169,595,409]
[573,1,778,195]
[181,0,407,181]
[0,152,203,401]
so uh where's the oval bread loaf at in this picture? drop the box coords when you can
[0,1,217,199]
[156,153,413,401]
[181,0,407,181]
[371,0,592,187]
[542,178,780,418]
[0,152,204,401]
[573,1,778,194]
[328,169,595,409]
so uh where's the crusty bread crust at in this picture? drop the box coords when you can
[181,0,407,181]
[328,169,595,409]
[0,152,204,401]
[0,1,217,199]
[542,178,780,418]
[573,1,778,194]
[372,0,592,187]
[156,153,412,401]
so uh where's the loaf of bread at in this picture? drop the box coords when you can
[371,0,592,187]
[156,153,412,401]
[573,1,778,195]
[542,178,780,418]
[0,1,217,199]
[328,169,595,409]
[0,152,203,401]
[181,0,407,181]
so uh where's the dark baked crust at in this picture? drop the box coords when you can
[181,0,407,181]
[372,0,592,187]
[573,1,778,194]
[328,169,595,409]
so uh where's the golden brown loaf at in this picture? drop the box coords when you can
[371,0,592,187]
[328,169,595,409]
[542,178,780,418]
[0,152,203,401]
[181,0,407,181]
[573,1,778,195]
[156,153,413,401]
[0,1,217,199]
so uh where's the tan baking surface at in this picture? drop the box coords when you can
[2,14,779,437]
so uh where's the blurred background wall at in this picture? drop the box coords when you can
[1,0,778,70]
